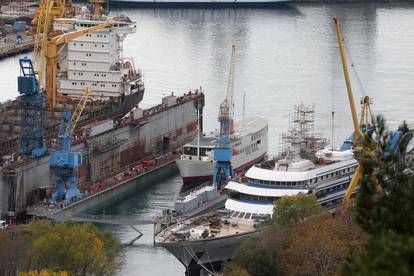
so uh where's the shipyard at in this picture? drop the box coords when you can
[1,0,414,276]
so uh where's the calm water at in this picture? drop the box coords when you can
[2,2,414,275]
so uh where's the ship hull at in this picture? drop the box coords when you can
[158,230,259,268]
[110,0,291,8]
[177,153,266,185]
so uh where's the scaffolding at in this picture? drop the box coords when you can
[279,104,327,161]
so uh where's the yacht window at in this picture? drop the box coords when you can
[238,212,245,219]
[245,213,252,219]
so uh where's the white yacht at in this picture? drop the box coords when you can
[176,117,268,185]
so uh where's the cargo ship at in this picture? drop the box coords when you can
[0,2,205,217]
[176,117,268,185]
[109,0,292,8]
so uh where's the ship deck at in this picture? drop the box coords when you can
[157,213,256,243]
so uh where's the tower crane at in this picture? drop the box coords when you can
[50,87,92,203]
[213,46,236,186]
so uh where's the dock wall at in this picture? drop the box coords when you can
[0,94,203,217]
[50,161,178,221]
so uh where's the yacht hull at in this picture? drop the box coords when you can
[158,230,259,268]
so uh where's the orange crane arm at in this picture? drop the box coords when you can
[45,21,114,109]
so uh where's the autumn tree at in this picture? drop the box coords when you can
[28,220,121,275]
[0,227,31,275]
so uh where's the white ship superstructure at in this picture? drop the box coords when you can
[53,15,143,99]
[225,104,358,217]
[176,117,268,185]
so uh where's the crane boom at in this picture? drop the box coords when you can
[334,17,378,205]
[67,87,92,134]
[226,44,236,133]
[333,17,364,141]
[45,21,114,109]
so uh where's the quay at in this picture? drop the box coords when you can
[28,157,180,221]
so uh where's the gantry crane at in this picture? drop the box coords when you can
[45,21,114,109]
[50,87,92,203]
[334,18,379,205]
[17,57,48,158]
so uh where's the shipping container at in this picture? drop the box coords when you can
[3,24,13,33]
[13,21,26,31]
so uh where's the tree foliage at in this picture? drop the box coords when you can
[342,116,414,275]
[19,270,68,276]
[227,237,278,276]
[29,221,120,276]
[273,193,321,227]
[225,194,365,276]
[0,221,121,276]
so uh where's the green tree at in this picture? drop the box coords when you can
[28,221,120,275]
[227,237,277,276]
[355,117,414,236]
[273,193,321,227]
[342,116,414,275]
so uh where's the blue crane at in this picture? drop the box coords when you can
[212,45,236,186]
[213,99,234,186]
[17,57,47,158]
[50,111,83,203]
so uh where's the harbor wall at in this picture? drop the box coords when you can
[50,161,179,221]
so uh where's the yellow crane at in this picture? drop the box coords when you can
[33,0,54,88]
[333,17,378,205]
[67,87,92,134]
[45,21,114,109]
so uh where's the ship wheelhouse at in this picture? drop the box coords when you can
[181,137,216,161]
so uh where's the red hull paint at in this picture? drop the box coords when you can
[181,153,266,185]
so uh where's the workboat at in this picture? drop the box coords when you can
[110,0,292,8]
[176,117,268,185]
[156,104,359,272]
